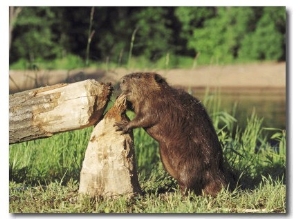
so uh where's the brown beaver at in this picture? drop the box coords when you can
[115,72,233,196]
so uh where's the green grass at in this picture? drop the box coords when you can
[9,53,257,71]
[9,93,286,213]
[9,176,285,213]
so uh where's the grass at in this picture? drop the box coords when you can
[9,93,286,213]
[9,52,252,72]
[9,177,285,213]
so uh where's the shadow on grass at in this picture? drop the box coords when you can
[9,159,286,195]
[234,163,286,191]
[9,165,81,186]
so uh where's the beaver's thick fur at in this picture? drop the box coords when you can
[115,72,233,196]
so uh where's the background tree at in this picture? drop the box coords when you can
[10,7,64,66]
[238,7,286,61]
[187,7,258,64]
[9,6,286,69]
[9,7,22,49]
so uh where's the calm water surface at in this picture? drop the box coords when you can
[192,87,286,130]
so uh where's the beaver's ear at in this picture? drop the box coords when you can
[154,73,165,83]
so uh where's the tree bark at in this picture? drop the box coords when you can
[79,94,141,198]
[9,79,112,144]
[9,7,22,49]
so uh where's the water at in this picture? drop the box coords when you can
[192,87,286,130]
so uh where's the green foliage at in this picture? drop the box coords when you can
[239,7,286,61]
[10,7,64,62]
[187,7,286,64]
[131,7,174,61]
[175,7,215,32]
[10,7,286,69]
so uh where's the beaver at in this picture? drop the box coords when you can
[115,72,233,196]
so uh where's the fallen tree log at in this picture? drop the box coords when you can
[9,79,112,144]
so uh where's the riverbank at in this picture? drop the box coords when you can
[9,61,286,93]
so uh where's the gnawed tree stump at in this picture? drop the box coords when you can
[9,79,112,144]
[79,94,141,198]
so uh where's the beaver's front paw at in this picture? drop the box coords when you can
[114,121,129,133]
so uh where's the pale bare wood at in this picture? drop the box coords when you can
[9,79,112,144]
[79,94,141,198]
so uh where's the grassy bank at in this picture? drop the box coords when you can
[9,93,286,213]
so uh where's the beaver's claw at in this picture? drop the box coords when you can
[114,121,129,133]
